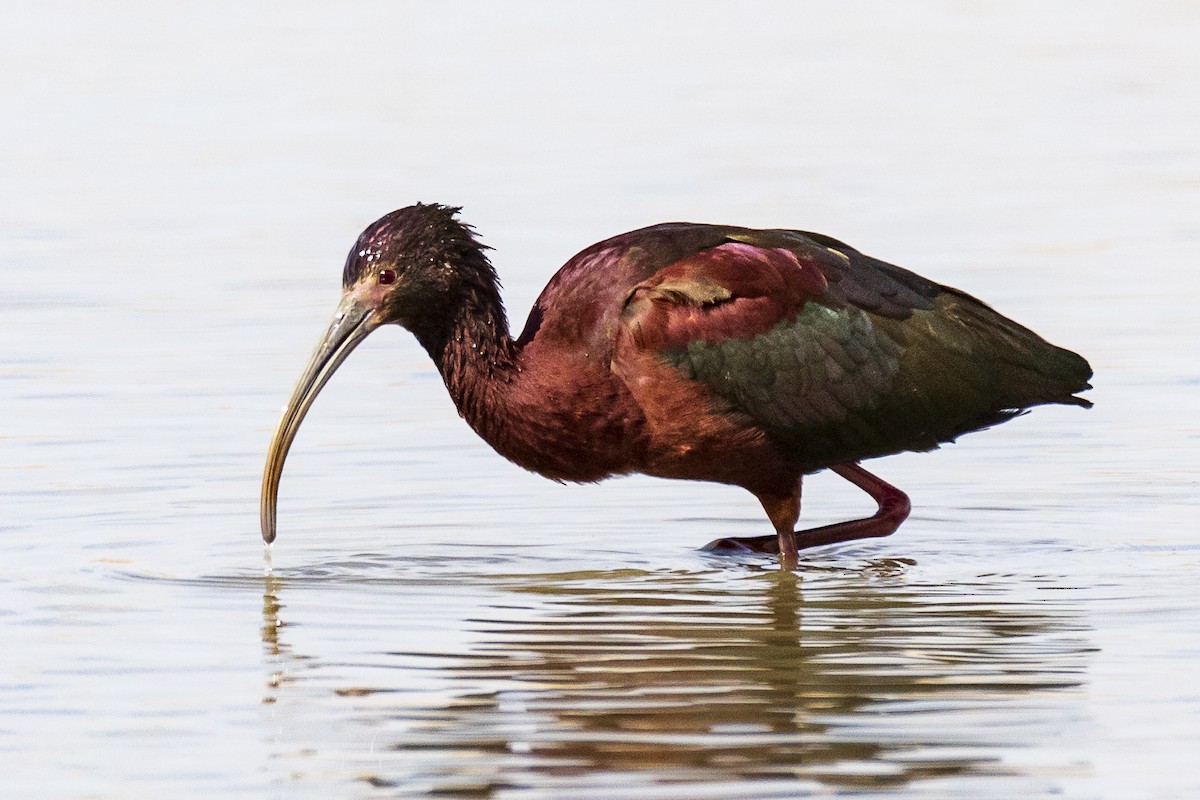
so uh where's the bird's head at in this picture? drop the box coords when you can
[260,203,491,544]
[341,203,491,331]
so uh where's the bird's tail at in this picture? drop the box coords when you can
[943,287,1093,411]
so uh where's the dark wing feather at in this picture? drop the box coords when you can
[616,229,1092,471]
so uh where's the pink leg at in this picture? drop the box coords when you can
[792,463,910,549]
[703,462,910,558]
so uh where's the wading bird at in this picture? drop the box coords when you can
[261,204,1091,567]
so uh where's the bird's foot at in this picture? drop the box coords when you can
[701,534,781,555]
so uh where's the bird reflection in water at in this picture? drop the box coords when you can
[259,562,1092,795]
[260,575,289,706]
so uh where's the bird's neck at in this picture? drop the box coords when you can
[412,261,637,483]
[414,277,520,442]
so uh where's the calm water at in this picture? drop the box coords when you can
[4,2,1198,798]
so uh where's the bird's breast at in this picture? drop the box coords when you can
[466,343,648,483]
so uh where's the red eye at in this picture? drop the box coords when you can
[378,268,397,285]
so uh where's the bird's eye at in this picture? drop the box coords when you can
[378,268,397,285]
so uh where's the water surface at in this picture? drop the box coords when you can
[3,2,1198,798]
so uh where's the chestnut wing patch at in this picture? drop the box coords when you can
[620,242,831,352]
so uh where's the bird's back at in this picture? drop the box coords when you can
[520,222,1091,475]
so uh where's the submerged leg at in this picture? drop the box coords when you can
[703,463,910,559]
[703,477,802,568]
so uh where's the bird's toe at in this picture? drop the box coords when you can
[701,535,781,555]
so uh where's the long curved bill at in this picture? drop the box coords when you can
[261,292,381,543]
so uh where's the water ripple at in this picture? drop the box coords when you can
[250,563,1092,796]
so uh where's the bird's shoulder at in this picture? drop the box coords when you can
[517,223,937,353]
[516,223,729,348]
[614,226,938,355]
